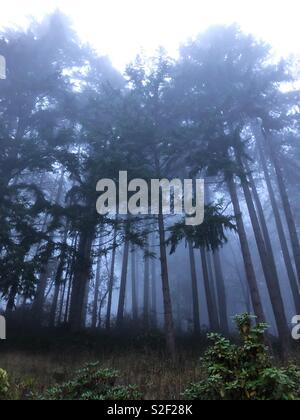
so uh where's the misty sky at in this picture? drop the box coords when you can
[0,0,299,70]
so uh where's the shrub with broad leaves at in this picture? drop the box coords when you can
[0,369,9,399]
[40,362,141,400]
[184,314,300,400]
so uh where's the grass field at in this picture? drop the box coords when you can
[1,325,300,400]
[0,328,206,400]
[1,349,204,400]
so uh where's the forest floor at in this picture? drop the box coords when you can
[0,348,203,400]
[0,327,207,400]
[1,326,300,400]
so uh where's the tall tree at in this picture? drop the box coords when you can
[254,127,300,314]
[263,127,300,286]
[91,240,103,330]
[151,241,158,329]
[116,235,130,328]
[200,247,220,331]
[235,146,289,345]
[68,222,95,331]
[106,226,118,330]
[143,239,151,329]
[213,250,229,335]
[188,240,201,334]
[131,246,138,322]
[227,175,265,324]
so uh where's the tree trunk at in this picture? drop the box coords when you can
[58,281,66,325]
[188,241,201,334]
[263,127,300,286]
[151,235,158,329]
[256,127,300,310]
[247,156,300,315]
[154,151,176,359]
[205,183,228,332]
[131,246,138,321]
[106,227,117,331]
[58,235,76,323]
[213,251,229,335]
[63,234,78,323]
[158,212,176,361]
[6,283,18,314]
[69,229,94,332]
[238,161,290,346]
[49,280,60,328]
[206,251,220,330]
[32,264,50,319]
[116,239,130,328]
[64,275,73,324]
[49,229,68,327]
[229,242,252,313]
[82,273,91,328]
[227,175,265,323]
[143,239,150,329]
[32,171,65,320]
[200,247,219,331]
[91,240,102,329]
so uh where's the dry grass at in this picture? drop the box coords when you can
[1,328,300,400]
[0,347,202,400]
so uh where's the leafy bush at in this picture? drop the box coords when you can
[184,314,300,400]
[0,369,9,399]
[41,362,141,400]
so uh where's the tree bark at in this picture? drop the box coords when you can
[69,229,94,332]
[227,175,265,323]
[58,235,76,323]
[213,250,229,335]
[49,229,68,327]
[49,279,60,328]
[106,227,117,331]
[151,250,158,329]
[205,183,228,332]
[63,234,78,323]
[259,142,300,312]
[131,246,138,322]
[143,239,150,329]
[116,239,130,328]
[91,237,103,329]
[188,241,201,334]
[200,247,219,331]
[247,155,300,315]
[263,127,300,286]
[32,170,65,320]
[6,283,18,314]
[32,264,51,319]
[237,160,290,346]
[158,212,176,361]
[206,251,220,330]
[58,280,66,324]
[229,242,252,313]
[91,256,102,329]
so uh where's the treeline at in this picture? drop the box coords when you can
[1,12,300,359]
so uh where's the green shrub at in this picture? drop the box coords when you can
[0,369,9,399]
[184,314,300,401]
[41,362,141,400]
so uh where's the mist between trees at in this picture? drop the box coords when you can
[1,11,300,360]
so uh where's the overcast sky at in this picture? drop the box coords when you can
[0,0,299,70]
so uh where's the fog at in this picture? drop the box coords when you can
[1,0,300,69]
[1,2,300,402]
